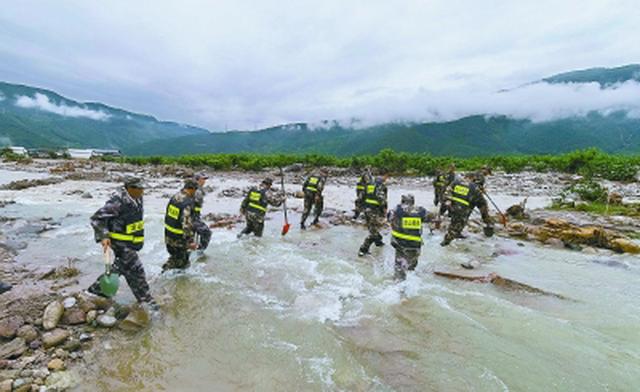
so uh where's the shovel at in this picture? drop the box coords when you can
[279,167,291,236]
[481,189,508,227]
[99,249,119,297]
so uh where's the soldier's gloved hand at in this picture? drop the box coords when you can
[483,226,494,237]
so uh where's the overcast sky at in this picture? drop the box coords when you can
[1,0,639,130]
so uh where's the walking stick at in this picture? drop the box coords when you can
[279,167,291,236]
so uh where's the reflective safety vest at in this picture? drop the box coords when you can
[164,195,192,240]
[450,182,471,207]
[245,188,268,216]
[435,174,446,187]
[356,176,367,192]
[304,176,321,193]
[364,182,384,209]
[391,206,423,248]
[108,204,144,250]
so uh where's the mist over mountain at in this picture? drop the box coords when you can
[1,64,640,156]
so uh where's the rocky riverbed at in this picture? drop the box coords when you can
[1,159,639,391]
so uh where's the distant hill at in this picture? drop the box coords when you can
[126,112,640,157]
[0,82,208,149]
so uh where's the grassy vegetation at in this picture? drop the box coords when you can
[102,148,640,181]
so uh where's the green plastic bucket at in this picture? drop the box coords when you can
[99,271,120,297]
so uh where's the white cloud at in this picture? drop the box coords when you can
[306,80,640,128]
[0,1,639,130]
[15,93,110,121]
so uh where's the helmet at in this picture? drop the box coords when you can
[401,194,415,205]
[262,178,273,186]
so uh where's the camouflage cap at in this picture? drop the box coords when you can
[183,178,198,189]
[124,176,145,189]
[262,177,273,186]
[195,172,209,180]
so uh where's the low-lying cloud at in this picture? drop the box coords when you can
[304,80,640,129]
[15,93,110,121]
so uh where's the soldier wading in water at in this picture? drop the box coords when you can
[87,177,157,309]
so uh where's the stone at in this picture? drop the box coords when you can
[118,305,150,332]
[14,383,31,392]
[76,294,98,313]
[62,338,80,352]
[0,315,25,339]
[545,238,564,249]
[544,218,569,228]
[62,297,76,309]
[0,380,11,392]
[0,337,27,359]
[32,368,49,380]
[61,308,85,325]
[16,325,39,343]
[85,310,97,324]
[42,301,64,330]
[41,329,70,349]
[610,238,640,254]
[29,341,42,350]
[45,370,79,390]
[96,315,117,328]
[608,192,623,205]
[78,333,92,342]
[47,358,65,371]
[81,192,93,199]
[53,348,68,359]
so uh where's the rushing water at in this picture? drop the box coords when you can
[1,169,639,391]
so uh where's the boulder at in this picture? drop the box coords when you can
[42,329,70,349]
[0,338,27,359]
[609,238,640,254]
[42,301,64,330]
[0,316,25,339]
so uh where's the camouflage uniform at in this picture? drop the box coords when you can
[441,178,493,246]
[239,184,283,237]
[388,198,428,280]
[433,170,456,214]
[163,189,196,271]
[354,172,372,219]
[359,178,388,255]
[193,186,212,250]
[88,186,154,303]
[300,173,327,228]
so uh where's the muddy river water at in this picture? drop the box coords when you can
[1,167,638,391]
